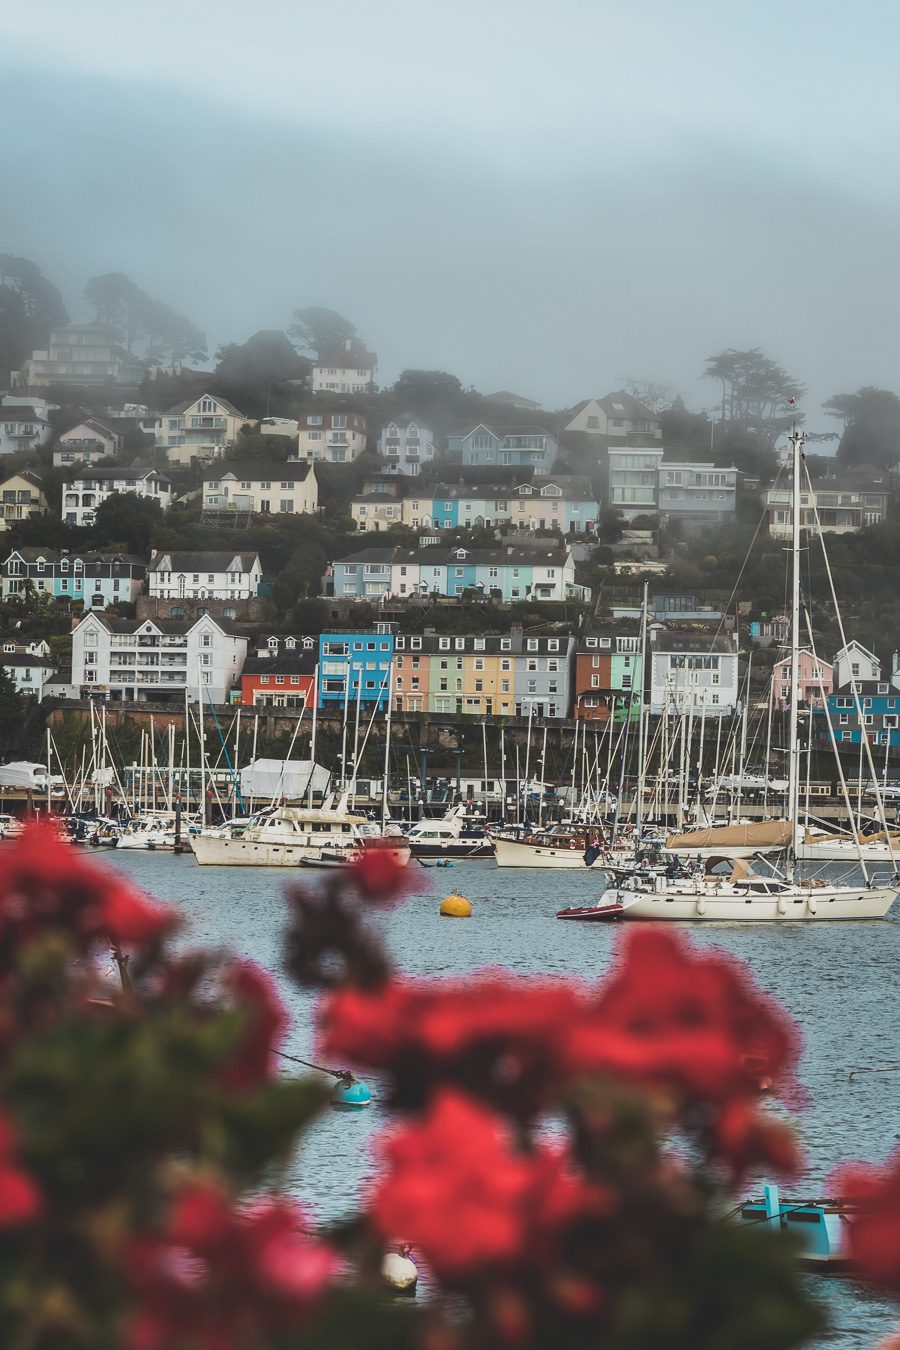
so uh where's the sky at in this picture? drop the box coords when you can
[2,0,900,433]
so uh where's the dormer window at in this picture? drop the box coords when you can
[585,638,598,648]
[268,637,278,648]
[60,558,69,571]
[198,398,216,414]
[527,639,538,651]
[455,549,468,560]
[285,637,296,650]
[74,559,83,571]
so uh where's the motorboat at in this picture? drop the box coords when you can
[190,801,411,868]
[793,824,900,864]
[490,824,611,869]
[738,1184,852,1270]
[0,814,23,840]
[116,811,202,851]
[405,804,493,860]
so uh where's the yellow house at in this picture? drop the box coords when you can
[0,470,48,531]
[155,394,257,465]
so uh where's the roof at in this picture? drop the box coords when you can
[483,391,543,409]
[831,680,899,696]
[163,394,248,418]
[0,469,43,489]
[315,345,376,370]
[79,614,246,637]
[61,418,117,439]
[0,653,54,669]
[568,391,659,420]
[335,544,572,567]
[395,632,573,655]
[0,406,45,423]
[70,467,172,485]
[242,651,317,677]
[204,462,312,483]
[148,551,261,573]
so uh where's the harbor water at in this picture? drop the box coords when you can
[105,850,900,1348]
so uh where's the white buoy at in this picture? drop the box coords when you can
[382,1245,418,1294]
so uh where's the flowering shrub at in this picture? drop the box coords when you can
[0,822,893,1347]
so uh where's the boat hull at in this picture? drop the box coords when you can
[794,839,900,863]
[491,836,608,869]
[409,841,493,859]
[190,836,410,868]
[607,884,896,921]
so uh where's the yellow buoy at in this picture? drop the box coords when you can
[439,892,472,918]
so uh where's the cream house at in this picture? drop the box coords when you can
[565,392,662,441]
[155,394,256,464]
[202,462,318,519]
[312,339,377,394]
[0,471,48,531]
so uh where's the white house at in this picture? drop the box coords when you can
[833,641,882,691]
[53,419,121,467]
[377,416,435,475]
[565,393,662,441]
[72,612,248,703]
[154,394,256,464]
[147,551,263,601]
[293,413,367,464]
[312,340,377,394]
[62,469,175,528]
[201,462,317,519]
[0,405,51,456]
[1,640,55,701]
[648,633,740,717]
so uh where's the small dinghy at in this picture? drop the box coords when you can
[556,900,626,922]
[738,1183,852,1270]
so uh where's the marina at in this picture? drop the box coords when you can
[101,847,900,1348]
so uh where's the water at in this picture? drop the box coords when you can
[103,850,900,1348]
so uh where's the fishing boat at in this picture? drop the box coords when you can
[738,1184,852,1270]
[189,801,411,868]
[405,804,494,860]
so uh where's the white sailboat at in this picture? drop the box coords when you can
[598,428,897,921]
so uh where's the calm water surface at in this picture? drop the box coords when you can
[105,851,900,1348]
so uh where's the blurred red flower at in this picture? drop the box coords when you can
[348,846,409,904]
[218,961,288,1091]
[0,823,174,968]
[831,1151,900,1291]
[125,1179,338,1349]
[370,1089,607,1284]
[710,1097,801,1182]
[0,1111,41,1227]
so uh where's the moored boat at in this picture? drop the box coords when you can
[738,1183,852,1269]
[405,804,493,860]
[189,803,410,868]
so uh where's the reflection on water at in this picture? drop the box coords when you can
[106,851,900,1348]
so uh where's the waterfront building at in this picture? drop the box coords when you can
[71,612,247,703]
[816,680,900,750]
[648,630,739,717]
[318,626,394,711]
[1,548,145,608]
[393,631,574,718]
[241,636,316,707]
[573,633,642,720]
[833,640,882,690]
[772,649,833,708]
[62,468,174,528]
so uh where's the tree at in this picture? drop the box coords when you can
[222,432,294,464]
[215,331,308,386]
[823,387,900,468]
[273,540,328,610]
[288,306,356,356]
[0,255,68,371]
[91,494,163,556]
[391,369,463,411]
[704,348,803,450]
[0,668,25,757]
[623,378,678,414]
[84,273,206,363]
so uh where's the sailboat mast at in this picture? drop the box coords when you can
[635,580,649,832]
[787,427,804,872]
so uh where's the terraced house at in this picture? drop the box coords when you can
[1,549,145,608]
[392,631,575,718]
[329,544,589,603]
[573,632,643,720]
[398,477,598,534]
[317,627,394,711]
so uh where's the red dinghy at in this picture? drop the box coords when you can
[556,901,625,921]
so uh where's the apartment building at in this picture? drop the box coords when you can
[62,468,174,528]
[241,635,317,708]
[392,631,574,718]
[764,476,889,537]
[1,548,145,608]
[648,631,740,717]
[71,612,247,703]
[24,326,126,387]
[657,462,738,526]
[607,448,665,520]
[318,627,394,711]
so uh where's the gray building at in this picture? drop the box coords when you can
[657,461,737,527]
[377,416,436,476]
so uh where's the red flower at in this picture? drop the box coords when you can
[831,1151,900,1290]
[710,1097,801,1182]
[563,928,798,1106]
[218,962,288,1092]
[125,1179,338,1349]
[0,824,174,971]
[0,1111,41,1227]
[348,845,409,904]
[369,1089,606,1284]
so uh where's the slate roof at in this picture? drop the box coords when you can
[203,462,312,483]
[148,551,260,573]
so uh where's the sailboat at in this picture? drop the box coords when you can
[588,429,897,921]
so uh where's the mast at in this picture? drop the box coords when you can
[308,664,319,807]
[635,581,649,832]
[786,427,804,875]
[381,658,393,824]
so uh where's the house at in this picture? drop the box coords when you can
[565,392,662,442]
[648,630,740,717]
[311,340,377,394]
[147,551,262,602]
[318,627,394,711]
[446,424,558,472]
[833,641,883,691]
[816,680,900,751]
[329,544,589,603]
[394,477,598,535]
[0,640,56,701]
[393,630,574,719]
[241,635,317,707]
[351,482,406,532]
[53,419,121,466]
[764,475,889,538]
[154,394,256,464]
[61,468,174,528]
[0,404,51,456]
[607,448,665,520]
[0,471,48,531]
[657,461,738,527]
[293,412,367,464]
[24,326,125,387]
[1,548,146,609]
[201,462,317,520]
[574,633,642,721]
[71,612,248,703]
[377,417,435,476]
[772,649,833,708]
[483,391,543,411]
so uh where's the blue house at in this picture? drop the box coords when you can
[447,424,558,471]
[814,679,900,751]
[318,628,394,711]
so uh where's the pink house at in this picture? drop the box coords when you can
[772,649,832,708]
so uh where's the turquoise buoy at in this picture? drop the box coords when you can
[331,1075,372,1109]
